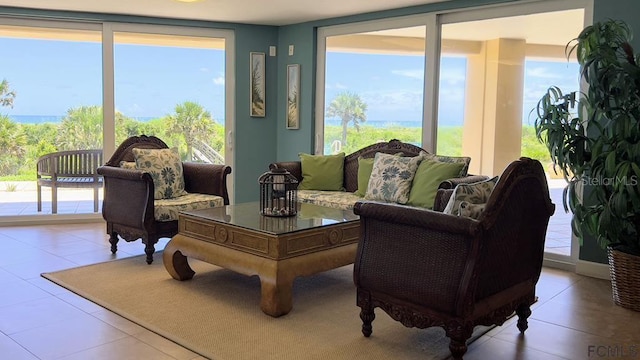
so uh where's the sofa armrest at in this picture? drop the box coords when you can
[269,161,302,183]
[438,175,490,190]
[183,162,231,204]
[97,166,154,229]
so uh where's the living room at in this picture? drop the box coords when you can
[0,0,639,359]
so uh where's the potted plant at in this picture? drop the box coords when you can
[534,19,640,312]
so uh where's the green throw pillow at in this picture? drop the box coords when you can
[133,147,187,200]
[298,152,345,191]
[355,157,375,197]
[420,151,471,177]
[407,159,466,209]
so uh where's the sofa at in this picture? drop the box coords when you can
[269,139,488,211]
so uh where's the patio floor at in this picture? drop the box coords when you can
[0,180,572,256]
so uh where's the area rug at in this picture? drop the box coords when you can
[42,255,493,360]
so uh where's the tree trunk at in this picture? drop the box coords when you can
[341,120,348,147]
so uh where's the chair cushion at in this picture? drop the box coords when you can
[133,147,187,200]
[407,159,465,209]
[443,176,499,218]
[154,192,225,221]
[298,152,345,191]
[365,152,423,204]
[297,190,363,210]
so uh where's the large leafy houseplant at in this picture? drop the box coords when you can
[535,19,640,258]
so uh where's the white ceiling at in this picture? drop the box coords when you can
[0,0,449,26]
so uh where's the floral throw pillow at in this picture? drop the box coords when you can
[443,176,499,218]
[133,147,187,200]
[364,152,424,204]
[458,202,487,220]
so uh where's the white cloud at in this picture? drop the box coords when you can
[526,67,563,79]
[391,69,423,80]
[200,67,210,73]
[213,76,225,85]
[362,90,424,111]
[439,69,466,85]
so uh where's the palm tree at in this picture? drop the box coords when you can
[0,79,16,108]
[57,106,103,150]
[326,91,367,147]
[0,115,26,175]
[166,101,215,161]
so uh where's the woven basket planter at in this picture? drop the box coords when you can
[607,247,640,312]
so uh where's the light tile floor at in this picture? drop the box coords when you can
[0,222,638,359]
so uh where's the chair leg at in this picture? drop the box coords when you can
[51,185,57,214]
[144,239,156,265]
[447,324,473,360]
[37,184,42,212]
[516,303,532,333]
[359,306,375,337]
[93,187,99,213]
[109,232,119,254]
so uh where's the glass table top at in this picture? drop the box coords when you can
[180,202,359,235]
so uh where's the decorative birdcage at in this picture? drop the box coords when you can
[258,168,298,217]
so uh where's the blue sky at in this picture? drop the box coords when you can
[1,37,578,126]
[325,52,580,126]
[0,37,225,120]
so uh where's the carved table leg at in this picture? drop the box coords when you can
[259,273,294,317]
[109,232,119,254]
[164,246,196,281]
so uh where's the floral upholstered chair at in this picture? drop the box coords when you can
[97,135,231,264]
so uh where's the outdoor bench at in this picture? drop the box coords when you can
[36,149,104,214]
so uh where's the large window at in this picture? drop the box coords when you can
[0,19,233,220]
[316,0,591,264]
[318,21,427,154]
[113,31,226,164]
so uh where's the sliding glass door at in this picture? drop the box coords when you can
[0,20,103,216]
[438,5,587,262]
[0,19,234,220]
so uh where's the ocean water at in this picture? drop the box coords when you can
[9,115,65,124]
[10,115,424,128]
[325,119,422,128]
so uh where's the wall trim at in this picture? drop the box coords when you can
[576,259,611,280]
[543,257,575,272]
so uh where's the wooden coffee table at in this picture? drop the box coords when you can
[163,202,360,317]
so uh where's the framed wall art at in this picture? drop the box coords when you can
[286,64,300,129]
[250,52,265,117]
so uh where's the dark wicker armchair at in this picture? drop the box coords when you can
[97,135,231,264]
[352,157,555,359]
